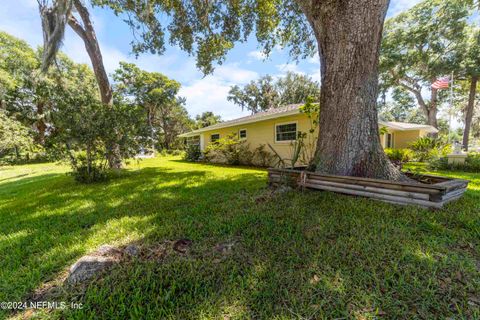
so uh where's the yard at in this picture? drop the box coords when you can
[1,157,479,319]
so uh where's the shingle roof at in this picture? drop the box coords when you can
[180,103,438,137]
[180,104,303,136]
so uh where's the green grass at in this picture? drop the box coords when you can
[1,157,479,319]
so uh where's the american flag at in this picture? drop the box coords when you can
[431,77,450,89]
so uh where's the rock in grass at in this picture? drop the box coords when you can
[124,244,139,257]
[67,256,116,284]
[67,245,123,284]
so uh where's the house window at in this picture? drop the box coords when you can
[275,122,297,142]
[386,133,394,148]
[239,129,247,139]
[211,134,220,143]
[186,135,200,146]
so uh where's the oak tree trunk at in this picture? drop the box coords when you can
[68,0,122,168]
[297,0,406,180]
[463,75,477,151]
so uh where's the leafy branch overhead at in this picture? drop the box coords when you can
[92,0,316,74]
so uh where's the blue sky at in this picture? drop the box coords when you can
[0,0,422,121]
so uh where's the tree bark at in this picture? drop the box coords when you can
[36,101,47,145]
[67,0,121,168]
[296,0,406,180]
[463,75,477,151]
[68,0,112,105]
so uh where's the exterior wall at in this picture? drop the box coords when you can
[200,113,317,164]
[393,130,421,148]
[197,114,428,163]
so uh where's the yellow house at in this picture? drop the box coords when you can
[180,104,438,163]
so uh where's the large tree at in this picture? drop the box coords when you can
[380,0,470,131]
[461,26,480,150]
[60,0,417,179]
[228,72,320,114]
[38,0,123,167]
[113,62,184,150]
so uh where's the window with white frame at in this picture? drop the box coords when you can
[275,122,297,142]
[239,129,247,139]
[386,133,394,148]
[211,133,220,143]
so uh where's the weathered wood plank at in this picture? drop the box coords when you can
[267,168,468,208]
[304,179,430,200]
[305,174,444,195]
[302,182,444,208]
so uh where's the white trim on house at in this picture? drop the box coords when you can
[238,128,247,140]
[274,121,298,144]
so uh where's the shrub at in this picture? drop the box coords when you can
[429,152,480,172]
[409,137,451,162]
[184,144,201,161]
[384,148,413,163]
[252,144,275,167]
[69,151,109,183]
[204,134,253,165]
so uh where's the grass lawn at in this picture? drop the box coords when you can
[0,157,479,319]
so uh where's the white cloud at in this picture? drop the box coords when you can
[179,63,258,119]
[214,63,258,84]
[276,63,304,75]
[307,53,320,65]
[179,76,250,120]
[247,50,267,61]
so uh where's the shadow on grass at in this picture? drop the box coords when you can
[1,161,479,319]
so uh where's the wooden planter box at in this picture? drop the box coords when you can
[267,168,469,209]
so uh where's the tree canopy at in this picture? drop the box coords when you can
[228,72,319,114]
[93,0,316,74]
[380,0,472,129]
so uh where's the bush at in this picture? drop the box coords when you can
[69,151,109,183]
[252,144,275,167]
[384,148,413,163]
[408,137,451,162]
[204,134,253,165]
[429,152,480,172]
[184,144,201,161]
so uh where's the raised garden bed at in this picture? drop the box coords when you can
[267,168,469,209]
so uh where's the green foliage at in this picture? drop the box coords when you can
[204,133,253,165]
[0,111,40,164]
[194,111,222,129]
[380,0,473,127]
[183,144,201,162]
[228,75,280,114]
[267,131,308,169]
[93,0,315,75]
[429,152,480,172]
[252,144,275,167]
[69,151,109,183]
[113,62,190,150]
[228,72,320,114]
[384,148,413,164]
[48,65,149,182]
[408,137,452,162]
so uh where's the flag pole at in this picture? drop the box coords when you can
[448,71,454,143]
